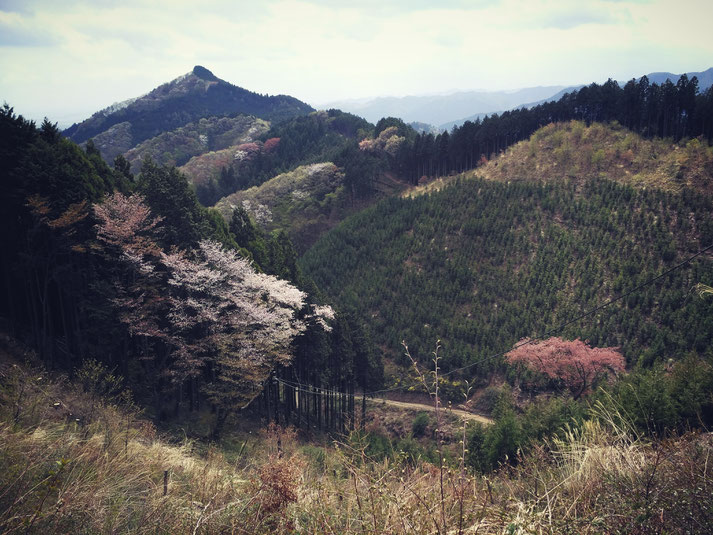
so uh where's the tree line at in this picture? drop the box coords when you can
[390,75,713,183]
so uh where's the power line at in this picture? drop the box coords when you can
[274,376,350,397]
[276,242,713,398]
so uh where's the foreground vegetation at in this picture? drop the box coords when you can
[2,338,712,534]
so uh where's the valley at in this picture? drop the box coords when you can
[2,61,713,534]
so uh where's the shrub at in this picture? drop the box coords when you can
[474,385,504,415]
[608,366,676,437]
[411,411,430,437]
[466,423,487,473]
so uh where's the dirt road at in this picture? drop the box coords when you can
[370,398,493,425]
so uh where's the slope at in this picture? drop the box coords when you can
[3,331,711,534]
[407,120,713,198]
[477,120,713,193]
[215,162,345,253]
[300,123,713,378]
[124,115,270,174]
[197,109,376,206]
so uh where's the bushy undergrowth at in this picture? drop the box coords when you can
[1,355,712,534]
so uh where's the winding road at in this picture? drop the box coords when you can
[370,398,493,425]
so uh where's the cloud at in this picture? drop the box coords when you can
[0,13,59,46]
[533,7,624,29]
[302,0,497,15]
[0,0,33,14]
[1,0,712,124]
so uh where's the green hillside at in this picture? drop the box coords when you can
[406,120,713,199]
[300,132,713,377]
[215,162,345,252]
[478,120,713,194]
[125,115,270,174]
[199,109,377,205]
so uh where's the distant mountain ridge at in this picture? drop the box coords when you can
[62,66,313,152]
[326,67,713,131]
[641,68,713,89]
[320,86,566,128]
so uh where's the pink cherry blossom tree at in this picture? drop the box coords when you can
[505,337,625,399]
[94,192,332,434]
[263,137,280,152]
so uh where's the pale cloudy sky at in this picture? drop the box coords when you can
[1,0,711,125]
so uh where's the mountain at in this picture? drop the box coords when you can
[206,112,410,252]
[300,121,713,375]
[409,121,441,134]
[62,66,313,157]
[319,86,566,128]
[439,86,585,131]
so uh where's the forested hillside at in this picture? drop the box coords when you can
[383,74,713,183]
[0,105,377,439]
[476,120,713,194]
[199,109,378,206]
[301,162,713,377]
[407,120,713,198]
[215,162,345,252]
[124,115,270,174]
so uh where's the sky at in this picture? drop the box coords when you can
[1,0,712,126]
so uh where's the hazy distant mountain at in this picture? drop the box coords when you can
[409,121,441,134]
[319,86,566,127]
[438,86,586,130]
[638,67,713,89]
[63,66,313,153]
[326,68,713,133]
[440,84,591,130]
[438,112,488,132]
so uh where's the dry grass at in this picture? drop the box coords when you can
[479,121,713,195]
[1,353,712,534]
[404,120,713,199]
